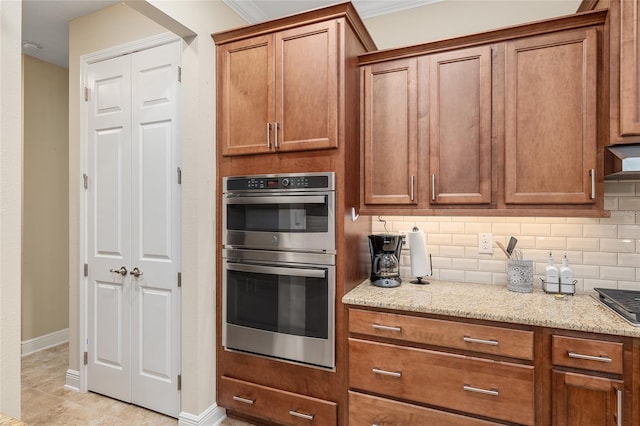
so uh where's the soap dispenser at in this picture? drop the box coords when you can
[545,252,560,293]
[560,253,574,294]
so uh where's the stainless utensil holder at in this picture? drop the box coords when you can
[506,259,533,293]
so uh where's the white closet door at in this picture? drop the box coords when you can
[87,54,133,402]
[130,40,181,417]
[86,40,181,417]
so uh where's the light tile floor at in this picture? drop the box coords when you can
[20,344,253,425]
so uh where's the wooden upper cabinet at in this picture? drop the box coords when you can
[218,35,274,156]
[276,21,338,152]
[504,28,598,205]
[426,46,492,205]
[217,20,339,156]
[619,0,640,139]
[361,58,418,205]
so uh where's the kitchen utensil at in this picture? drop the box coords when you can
[506,237,518,256]
[496,241,511,258]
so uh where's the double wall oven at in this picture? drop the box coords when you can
[222,172,336,369]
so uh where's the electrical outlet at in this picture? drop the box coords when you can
[478,233,493,254]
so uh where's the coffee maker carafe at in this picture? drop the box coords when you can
[368,234,404,288]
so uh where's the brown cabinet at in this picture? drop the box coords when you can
[219,376,337,425]
[550,334,625,426]
[361,58,418,205]
[348,308,536,425]
[425,45,493,205]
[358,11,607,216]
[504,28,598,205]
[216,20,339,156]
[610,0,640,143]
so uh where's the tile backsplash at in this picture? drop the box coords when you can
[372,181,640,293]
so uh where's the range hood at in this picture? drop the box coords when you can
[605,144,640,180]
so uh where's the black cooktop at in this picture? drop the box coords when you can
[594,288,640,326]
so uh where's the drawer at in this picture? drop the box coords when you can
[348,391,502,426]
[219,376,337,426]
[349,338,535,425]
[349,308,534,360]
[552,335,623,374]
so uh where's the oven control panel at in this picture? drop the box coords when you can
[224,172,334,192]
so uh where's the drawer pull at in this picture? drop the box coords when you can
[463,336,499,346]
[232,395,255,405]
[463,384,499,397]
[372,368,402,378]
[289,409,315,420]
[567,351,612,363]
[372,323,402,332]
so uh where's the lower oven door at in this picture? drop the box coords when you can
[222,249,336,369]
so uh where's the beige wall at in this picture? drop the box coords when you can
[0,0,23,417]
[364,0,582,49]
[68,0,245,419]
[22,55,69,342]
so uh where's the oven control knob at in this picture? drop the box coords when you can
[281,178,290,187]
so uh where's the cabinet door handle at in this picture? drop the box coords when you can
[431,174,436,201]
[372,323,402,332]
[274,122,279,149]
[463,384,499,397]
[289,409,314,421]
[372,368,402,378]
[232,395,255,405]
[567,351,612,363]
[616,388,622,426]
[266,122,272,149]
[410,175,415,201]
[463,336,499,346]
[590,169,595,199]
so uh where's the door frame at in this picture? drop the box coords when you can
[77,32,182,396]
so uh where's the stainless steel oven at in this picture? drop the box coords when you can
[223,172,335,253]
[222,248,335,368]
[222,172,337,368]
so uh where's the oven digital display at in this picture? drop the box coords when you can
[266,179,279,189]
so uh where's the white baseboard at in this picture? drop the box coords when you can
[64,369,80,392]
[179,403,227,426]
[21,328,69,356]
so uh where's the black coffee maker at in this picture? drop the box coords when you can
[368,234,404,288]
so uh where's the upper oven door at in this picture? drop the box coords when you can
[223,192,335,253]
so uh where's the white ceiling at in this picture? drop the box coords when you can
[21,0,439,69]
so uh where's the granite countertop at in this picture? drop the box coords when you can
[342,279,640,338]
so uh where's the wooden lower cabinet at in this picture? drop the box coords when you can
[552,370,623,426]
[219,376,337,425]
[349,338,535,425]
[348,391,501,426]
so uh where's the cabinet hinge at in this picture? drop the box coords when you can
[84,263,89,277]
[84,351,88,365]
[84,87,90,102]
[177,167,182,185]
[178,66,182,83]
[177,272,181,288]
[83,173,88,190]
[177,374,181,391]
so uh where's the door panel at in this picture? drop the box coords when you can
[87,54,132,402]
[130,41,181,417]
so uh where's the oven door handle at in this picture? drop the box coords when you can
[224,195,327,205]
[226,262,327,279]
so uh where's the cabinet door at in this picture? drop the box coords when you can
[504,28,597,204]
[428,46,492,204]
[275,20,338,152]
[552,370,623,426]
[362,59,418,205]
[620,0,640,136]
[218,35,275,156]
